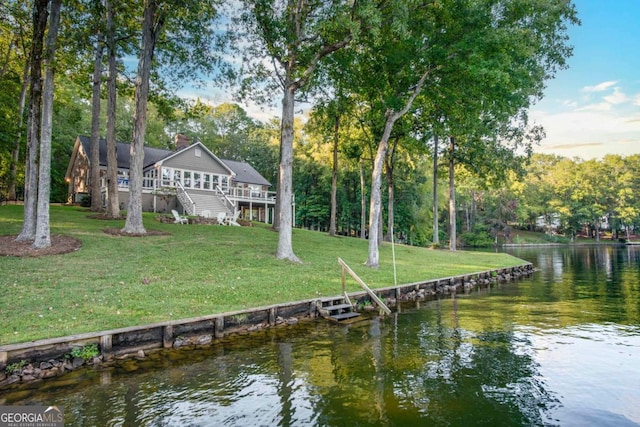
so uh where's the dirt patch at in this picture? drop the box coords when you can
[86,214,126,220]
[103,228,170,237]
[0,235,82,257]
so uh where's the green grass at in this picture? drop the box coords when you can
[0,205,525,345]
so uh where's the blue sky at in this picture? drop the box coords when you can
[530,0,640,159]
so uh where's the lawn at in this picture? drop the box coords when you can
[0,204,525,345]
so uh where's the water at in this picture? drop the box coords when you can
[1,245,639,426]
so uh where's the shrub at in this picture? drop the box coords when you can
[6,360,28,375]
[461,225,494,247]
[68,344,100,361]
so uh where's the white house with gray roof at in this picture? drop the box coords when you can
[65,135,275,222]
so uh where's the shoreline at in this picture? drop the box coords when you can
[0,263,534,388]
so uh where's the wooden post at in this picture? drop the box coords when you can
[100,335,113,361]
[269,308,276,325]
[214,316,224,339]
[0,351,7,370]
[163,325,174,348]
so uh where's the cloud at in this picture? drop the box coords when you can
[582,81,618,92]
[575,102,611,112]
[603,87,629,105]
[530,107,640,159]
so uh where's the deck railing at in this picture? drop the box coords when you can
[106,178,276,204]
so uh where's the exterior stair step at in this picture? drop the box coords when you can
[324,303,353,312]
[318,297,361,323]
[328,311,361,322]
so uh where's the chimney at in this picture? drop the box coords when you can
[174,133,190,151]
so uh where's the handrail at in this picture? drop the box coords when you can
[215,184,236,212]
[337,257,391,315]
[176,181,195,215]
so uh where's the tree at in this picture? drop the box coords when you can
[122,0,220,233]
[89,22,104,212]
[233,0,362,262]
[16,0,48,242]
[104,0,120,218]
[122,0,164,234]
[33,0,62,248]
[340,0,436,267]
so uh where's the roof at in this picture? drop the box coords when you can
[222,159,271,187]
[74,135,271,186]
[77,135,169,170]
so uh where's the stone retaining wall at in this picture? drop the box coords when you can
[0,263,534,387]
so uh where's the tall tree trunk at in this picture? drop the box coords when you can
[448,136,457,251]
[275,83,300,262]
[432,134,439,245]
[272,135,283,231]
[33,0,61,249]
[366,69,430,267]
[105,0,119,218]
[17,0,49,242]
[123,0,164,234]
[8,62,30,201]
[359,159,366,239]
[329,113,339,237]
[385,138,399,243]
[90,34,104,212]
[366,112,395,268]
[385,162,394,243]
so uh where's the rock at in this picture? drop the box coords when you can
[21,364,35,376]
[286,318,298,325]
[40,367,59,379]
[1,374,20,386]
[40,361,54,370]
[247,324,262,332]
[196,335,212,346]
[72,357,85,369]
[21,374,36,382]
[136,350,146,359]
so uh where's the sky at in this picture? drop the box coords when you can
[529,0,640,160]
[179,1,640,161]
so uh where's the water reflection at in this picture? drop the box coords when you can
[1,246,639,426]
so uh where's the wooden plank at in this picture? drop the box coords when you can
[329,312,361,321]
[100,335,113,361]
[324,303,352,312]
[338,258,392,315]
[163,325,174,349]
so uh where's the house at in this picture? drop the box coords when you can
[65,134,275,222]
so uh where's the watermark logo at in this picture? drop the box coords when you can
[0,406,64,427]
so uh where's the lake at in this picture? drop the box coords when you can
[1,245,639,426]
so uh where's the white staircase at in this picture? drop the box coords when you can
[178,189,233,218]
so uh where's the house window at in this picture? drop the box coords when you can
[173,169,181,185]
[184,171,192,188]
[193,172,201,189]
[203,174,211,190]
[212,175,219,187]
[117,170,129,188]
[143,169,155,188]
[162,167,172,186]
[221,176,228,190]
[195,148,201,157]
[250,185,261,198]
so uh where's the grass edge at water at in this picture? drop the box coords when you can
[0,205,525,345]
